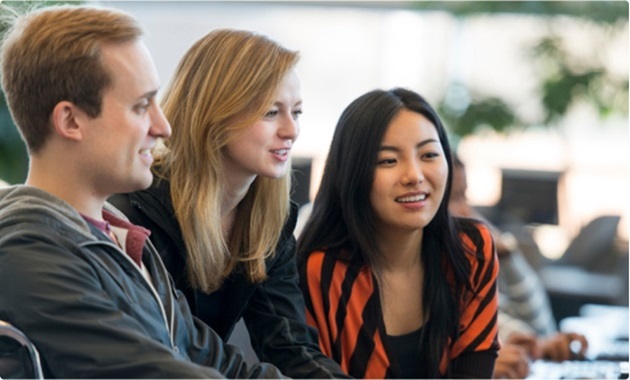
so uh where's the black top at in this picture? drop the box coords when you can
[387,327,424,378]
[108,177,348,379]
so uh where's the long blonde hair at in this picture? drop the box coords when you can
[155,29,299,293]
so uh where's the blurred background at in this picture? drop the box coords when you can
[0,1,628,320]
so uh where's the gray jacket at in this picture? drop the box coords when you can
[0,186,284,378]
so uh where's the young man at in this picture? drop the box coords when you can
[0,4,284,378]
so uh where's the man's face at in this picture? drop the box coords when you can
[78,40,171,197]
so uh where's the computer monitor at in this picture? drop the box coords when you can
[498,169,561,225]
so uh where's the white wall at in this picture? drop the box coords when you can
[102,1,629,250]
[102,1,462,157]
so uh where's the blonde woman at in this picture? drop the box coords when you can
[110,29,346,378]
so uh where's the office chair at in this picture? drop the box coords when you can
[556,214,621,270]
[539,214,625,321]
[0,320,44,379]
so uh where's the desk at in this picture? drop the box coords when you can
[560,304,628,362]
[526,304,629,379]
[528,360,627,379]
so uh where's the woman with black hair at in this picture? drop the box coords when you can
[297,88,500,378]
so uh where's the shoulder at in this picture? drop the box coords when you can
[261,202,307,277]
[455,218,499,290]
[457,217,494,261]
[108,178,174,226]
[302,249,359,282]
[267,201,299,263]
[111,176,170,207]
[304,250,327,268]
[303,250,330,280]
[456,218,498,285]
[272,201,299,248]
[107,193,134,218]
[0,228,104,300]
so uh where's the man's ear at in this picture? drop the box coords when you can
[51,101,86,142]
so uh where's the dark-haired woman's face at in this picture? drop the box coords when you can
[370,109,448,233]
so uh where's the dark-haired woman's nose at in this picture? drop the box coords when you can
[402,160,424,186]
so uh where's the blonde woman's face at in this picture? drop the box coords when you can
[223,69,302,182]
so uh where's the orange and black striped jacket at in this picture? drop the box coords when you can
[300,221,499,378]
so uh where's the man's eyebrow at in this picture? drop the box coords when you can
[138,89,159,100]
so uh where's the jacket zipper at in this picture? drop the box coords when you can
[146,238,177,345]
[82,240,176,350]
[129,201,177,341]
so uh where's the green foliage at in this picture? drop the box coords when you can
[439,92,521,137]
[437,8,628,138]
[0,2,29,184]
[0,93,27,184]
[532,34,628,125]
[0,1,626,181]
[412,1,627,24]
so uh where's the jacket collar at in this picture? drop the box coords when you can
[0,185,102,243]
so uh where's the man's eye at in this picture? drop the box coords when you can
[134,101,150,114]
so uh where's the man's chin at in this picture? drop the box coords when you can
[136,174,154,191]
[119,174,153,194]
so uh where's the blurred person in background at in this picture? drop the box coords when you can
[450,154,588,379]
[297,88,500,378]
[0,4,284,378]
[110,28,347,378]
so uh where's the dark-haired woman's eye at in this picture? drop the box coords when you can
[377,158,396,166]
[423,152,439,159]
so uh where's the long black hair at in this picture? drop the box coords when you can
[297,88,473,377]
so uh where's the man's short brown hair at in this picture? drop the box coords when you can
[0,5,143,153]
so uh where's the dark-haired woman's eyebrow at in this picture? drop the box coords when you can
[379,138,439,152]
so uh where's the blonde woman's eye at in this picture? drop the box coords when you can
[265,110,279,118]
[292,109,303,120]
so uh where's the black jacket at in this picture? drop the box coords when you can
[109,178,348,379]
[0,186,284,378]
